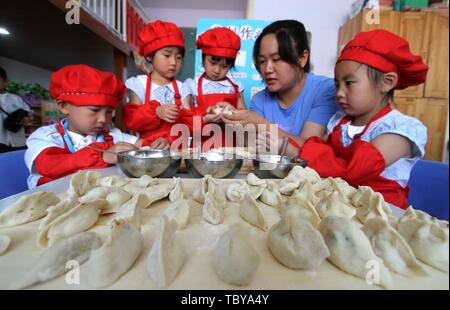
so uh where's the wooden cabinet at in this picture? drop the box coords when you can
[338,9,449,161]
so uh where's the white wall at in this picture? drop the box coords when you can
[143,8,246,28]
[247,0,356,78]
[0,56,52,89]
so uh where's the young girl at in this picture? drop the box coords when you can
[282,29,429,209]
[124,20,192,149]
[25,64,143,188]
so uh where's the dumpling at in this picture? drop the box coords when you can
[38,196,79,230]
[283,194,321,228]
[0,234,11,255]
[79,186,115,203]
[88,220,144,288]
[355,191,396,226]
[68,170,102,198]
[202,185,225,225]
[279,166,321,196]
[101,189,133,215]
[330,177,357,199]
[140,183,173,207]
[246,173,267,199]
[9,232,101,290]
[213,223,260,286]
[164,178,190,230]
[260,181,282,208]
[291,181,318,206]
[127,175,158,188]
[268,216,329,270]
[109,194,148,229]
[146,216,185,288]
[226,181,250,203]
[362,217,427,277]
[37,200,106,248]
[0,192,60,228]
[397,208,449,273]
[192,175,211,204]
[319,216,393,289]
[316,191,356,219]
[239,194,267,231]
[99,175,130,188]
[403,206,448,228]
[207,177,227,209]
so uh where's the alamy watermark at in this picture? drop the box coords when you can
[65,0,81,25]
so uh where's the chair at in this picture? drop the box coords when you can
[407,159,449,221]
[0,149,29,200]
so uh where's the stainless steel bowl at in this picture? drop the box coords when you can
[184,150,243,178]
[117,149,182,178]
[253,154,308,179]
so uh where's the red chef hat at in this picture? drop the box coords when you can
[49,64,126,108]
[196,27,241,59]
[138,20,185,57]
[337,29,428,90]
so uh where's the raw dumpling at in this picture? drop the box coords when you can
[146,216,185,287]
[362,217,427,277]
[0,234,11,255]
[88,220,144,288]
[213,223,260,286]
[319,216,393,289]
[397,208,449,273]
[164,178,190,230]
[10,232,101,290]
[140,183,173,207]
[192,175,210,204]
[330,177,357,199]
[316,191,356,219]
[291,181,318,206]
[355,191,396,226]
[38,196,79,230]
[128,175,158,188]
[239,194,267,231]
[0,192,60,228]
[226,181,250,203]
[279,166,321,196]
[207,177,227,209]
[99,175,130,188]
[403,206,448,228]
[202,185,225,225]
[268,216,329,270]
[37,200,106,248]
[247,173,266,186]
[101,189,133,215]
[246,173,266,199]
[68,170,101,198]
[283,194,321,228]
[79,186,115,203]
[260,181,282,208]
[109,194,148,229]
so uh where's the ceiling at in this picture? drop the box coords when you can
[139,0,247,11]
[0,0,116,72]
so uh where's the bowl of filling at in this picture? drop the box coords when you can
[184,148,243,178]
[252,154,308,179]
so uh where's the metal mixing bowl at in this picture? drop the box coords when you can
[184,150,243,178]
[117,149,182,178]
[253,154,308,179]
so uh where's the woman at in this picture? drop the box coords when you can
[222,20,338,154]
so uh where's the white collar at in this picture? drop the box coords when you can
[196,75,234,87]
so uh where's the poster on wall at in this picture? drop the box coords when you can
[195,18,271,108]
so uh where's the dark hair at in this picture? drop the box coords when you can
[201,54,235,69]
[366,65,395,103]
[0,67,7,81]
[253,20,310,74]
[145,46,185,63]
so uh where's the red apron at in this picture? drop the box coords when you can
[195,73,239,150]
[300,105,410,209]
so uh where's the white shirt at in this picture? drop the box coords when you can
[25,123,138,188]
[0,92,31,147]
[125,75,188,105]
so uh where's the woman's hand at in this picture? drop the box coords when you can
[150,137,170,150]
[156,104,179,123]
[103,142,138,164]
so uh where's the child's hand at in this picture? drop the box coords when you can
[156,104,179,123]
[215,101,236,113]
[103,142,138,164]
[203,106,222,123]
[150,137,170,150]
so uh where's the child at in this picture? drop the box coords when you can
[279,30,429,209]
[183,27,244,149]
[0,66,32,153]
[124,20,192,149]
[25,64,143,188]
